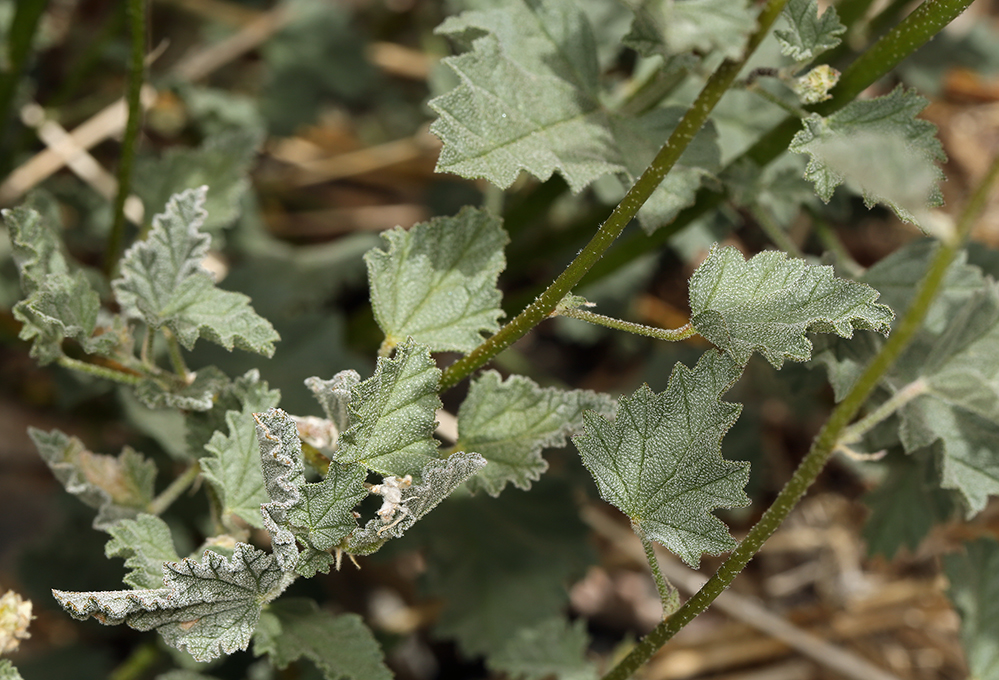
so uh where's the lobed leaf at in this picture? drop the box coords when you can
[572,350,748,567]
[186,369,281,456]
[456,370,616,496]
[789,86,946,225]
[335,339,442,477]
[621,0,757,61]
[774,0,845,62]
[202,408,273,530]
[689,244,893,368]
[133,366,230,412]
[945,538,999,680]
[105,514,182,590]
[306,370,360,433]
[53,542,292,662]
[29,428,156,531]
[112,187,279,356]
[486,617,597,680]
[365,207,508,352]
[253,598,391,680]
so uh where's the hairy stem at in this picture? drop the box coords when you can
[839,377,929,446]
[163,329,190,378]
[57,355,144,386]
[636,523,680,616]
[750,205,804,259]
[148,462,202,516]
[558,306,696,342]
[105,0,147,277]
[439,0,791,390]
[600,149,999,680]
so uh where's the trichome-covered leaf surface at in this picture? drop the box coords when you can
[112,186,279,355]
[456,370,616,496]
[789,86,946,224]
[335,339,443,476]
[105,514,182,590]
[572,350,748,567]
[486,617,597,680]
[774,0,845,62]
[29,428,156,531]
[254,598,391,680]
[621,0,756,60]
[689,244,893,367]
[53,542,291,662]
[365,207,507,352]
[945,538,999,680]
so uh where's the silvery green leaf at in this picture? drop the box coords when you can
[253,598,392,680]
[428,0,720,222]
[621,0,757,61]
[255,408,366,576]
[134,128,261,234]
[133,366,230,412]
[105,514,181,590]
[29,428,156,531]
[689,244,893,368]
[486,617,597,680]
[365,207,508,353]
[789,86,946,225]
[774,0,845,62]
[572,350,747,567]
[202,408,272,530]
[945,538,999,680]
[186,369,280,457]
[346,451,487,554]
[335,339,442,477]
[53,542,292,662]
[305,371,359,432]
[112,187,279,356]
[456,371,616,496]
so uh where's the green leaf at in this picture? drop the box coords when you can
[365,207,508,353]
[133,365,230,413]
[53,542,292,662]
[186,369,281,458]
[112,187,279,356]
[29,428,156,531]
[345,451,487,555]
[417,478,593,657]
[335,339,442,477]
[255,408,367,576]
[689,244,893,368]
[202,408,273,530]
[456,370,616,496]
[572,350,748,567]
[3,204,114,363]
[306,371,359,433]
[134,129,261,234]
[789,86,946,224]
[945,538,999,680]
[486,617,597,680]
[105,514,182,590]
[253,598,391,680]
[621,0,757,61]
[774,0,845,62]
[862,447,956,558]
[428,0,721,225]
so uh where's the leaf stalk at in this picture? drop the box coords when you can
[558,306,696,343]
[57,355,144,386]
[635,523,680,616]
[838,377,929,447]
[148,462,202,516]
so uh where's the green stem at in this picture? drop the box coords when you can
[636,523,680,616]
[148,462,201,516]
[108,642,159,680]
[439,0,792,391]
[105,0,147,277]
[0,0,48,166]
[750,205,804,259]
[57,355,144,386]
[558,306,696,342]
[600,148,999,680]
[808,206,863,276]
[748,84,808,119]
[163,329,189,378]
[839,377,928,446]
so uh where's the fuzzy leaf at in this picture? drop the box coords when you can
[255,408,367,576]
[346,451,487,554]
[112,187,278,356]
[29,428,156,531]
[945,538,999,680]
[621,0,756,60]
[456,370,616,496]
[186,369,280,457]
[335,339,442,477]
[789,86,946,224]
[774,0,845,62]
[202,407,274,529]
[573,350,747,567]
[133,366,230,412]
[365,207,508,353]
[487,617,597,680]
[53,542,291,662]
[253,598,391,680]
[689,245,893,368]
[105,514,182,590]
[306,371,360,433]
[428,0,720,224]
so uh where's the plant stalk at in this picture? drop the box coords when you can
[636,523,680,616]
[148,462,202,516]
[839,377,928,446]
[440,0,792,390]
[558,306,696,342]
[57,355,144,386]
[599,149,999,680]
[105,0,147,277]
